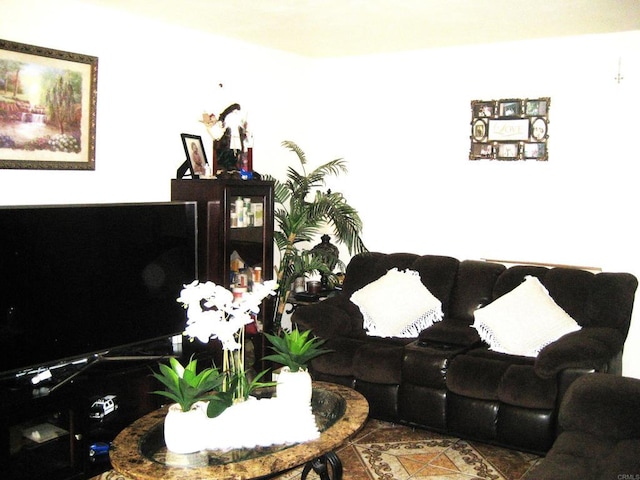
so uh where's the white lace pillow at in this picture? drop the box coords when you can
[472,275,582,357]
[350,268,443,338]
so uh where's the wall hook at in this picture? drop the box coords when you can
[614,57,624,84]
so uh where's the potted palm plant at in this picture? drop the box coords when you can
[264,141,367,332]
[263,328,331,404]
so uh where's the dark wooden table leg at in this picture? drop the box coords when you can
[301,451,342,480]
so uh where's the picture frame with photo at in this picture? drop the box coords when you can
[526,99,548,116]
[531,118,548,141]
[499,100,522,117]
[497,143,520,160]
[471,100,495,118]
[180,133,209,177]
[469,143,494,160]
[524,142,547,160]
[472,118,487,141]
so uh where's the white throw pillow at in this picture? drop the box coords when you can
[472,275,581,357]
[350,268,443,338]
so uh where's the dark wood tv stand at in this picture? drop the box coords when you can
[0,338,216,480]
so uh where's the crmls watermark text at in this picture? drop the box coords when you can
[618,475,640,480]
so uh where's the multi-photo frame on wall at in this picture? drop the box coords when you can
[469,97,550,161]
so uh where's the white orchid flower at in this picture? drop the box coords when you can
[177,279,277,344]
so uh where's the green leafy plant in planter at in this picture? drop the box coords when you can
[263,328,332,405]
[263,141,368,332]
[263,328,332,372]
[151,356,225,414]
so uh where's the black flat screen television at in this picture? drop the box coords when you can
[0,202,197,379]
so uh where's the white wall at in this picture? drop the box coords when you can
[304,32,640,378]
[2,1,640,377]
[0,0,309,206]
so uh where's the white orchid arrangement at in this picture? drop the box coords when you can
[177,279,277,403]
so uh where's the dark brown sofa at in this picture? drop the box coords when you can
[524,373,640,479]
[292,252,637,454]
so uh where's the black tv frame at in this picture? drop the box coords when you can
[0,201,198,388]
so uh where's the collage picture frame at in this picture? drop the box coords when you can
[469,97,550,161]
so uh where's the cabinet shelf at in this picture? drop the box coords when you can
[229,226,264,243]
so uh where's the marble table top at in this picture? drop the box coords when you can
[109,381,369,480]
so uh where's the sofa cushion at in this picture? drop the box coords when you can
[472,275,581,357]
[408,255,460,315]
[447,355,510,400]
[309,337,365,376]
[353,342,405,384]
[403,341,468,387]
[351,268,443,338]
[447,260,506,323]
[498,364,557,409]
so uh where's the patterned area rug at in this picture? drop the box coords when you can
[93,419,542,480]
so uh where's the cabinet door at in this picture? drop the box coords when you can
[218,184,274,290]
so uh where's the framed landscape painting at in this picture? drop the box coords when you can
[0,39,98,170]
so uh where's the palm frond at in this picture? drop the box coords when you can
[307,158,348,184]
[281,140,307,168]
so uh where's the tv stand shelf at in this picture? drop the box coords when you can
[0,339,215,480]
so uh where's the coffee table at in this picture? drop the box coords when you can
[109,381,369,480]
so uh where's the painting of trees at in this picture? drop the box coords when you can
[46,73,81,135]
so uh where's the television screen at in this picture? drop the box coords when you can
[0,202,197,377]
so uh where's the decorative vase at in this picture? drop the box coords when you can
[164,402,206,454]
[275,366,313,406]
[310,234,339,289]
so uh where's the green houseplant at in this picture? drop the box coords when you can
[263,327,332,405]
[263,328,331,372]
[264,141,367,332]
[152,356,227,454]
[152,356,224,413]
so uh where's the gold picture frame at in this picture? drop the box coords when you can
[0,39,98,170]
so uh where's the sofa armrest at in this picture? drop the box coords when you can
[559,373,640,440]
[534,327,625,379]
[292,295,365,340]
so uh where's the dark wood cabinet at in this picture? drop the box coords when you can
[170,178,275,329]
